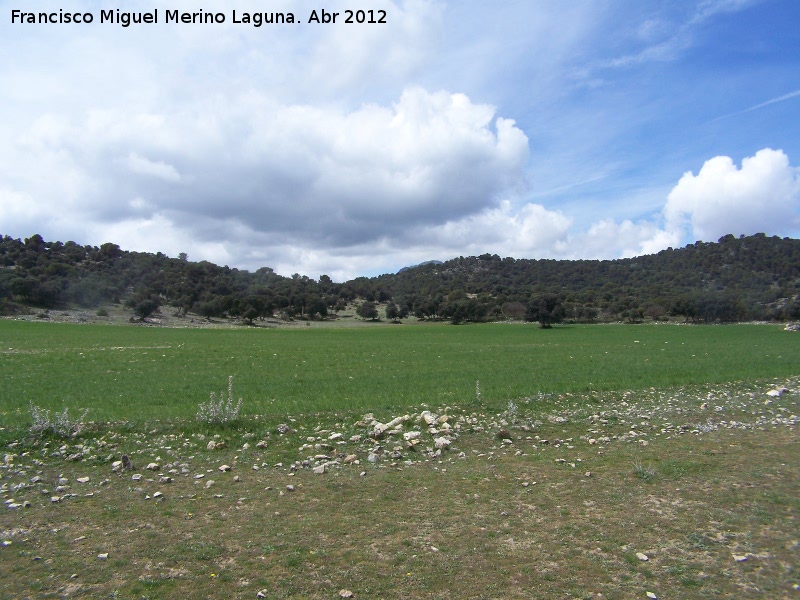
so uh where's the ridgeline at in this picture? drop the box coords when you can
[1,233,799,324]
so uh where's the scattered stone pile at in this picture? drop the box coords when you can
[2,378,798,513]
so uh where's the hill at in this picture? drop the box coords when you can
[1,233,799,323]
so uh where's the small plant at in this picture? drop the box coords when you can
[29,402,89,438]
[197,376,243,425]
[505,400,518,419]
[631,456,657,481]
[96,307,109,317]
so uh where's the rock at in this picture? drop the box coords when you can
[766,388,787,398]
[257,591,268,598]
[434,437,451,450]
[339,589,354,598]
[343,454,358,464]
[312,464,326,475]
[256,440,268,449]
[97,553,109,560]
[76,477,90,484]
[153,491,163,498]
[636,552,649,561]
[367,453,380,464]
[146,462,160,471]
[646,593,657,599]
[733,554,748,562]
[285,484,295,492]
[403,431,421,442]
[204,480,215,488]
[276,424,294,435]
[131,474,142,481]
[219,464,231,472]
[421,411,437,426]
[207,441,218,451]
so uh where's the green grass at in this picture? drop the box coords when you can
[1,320,798,428]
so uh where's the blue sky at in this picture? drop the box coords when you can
[1,0,799,280]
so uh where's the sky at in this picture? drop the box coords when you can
[1,0,799,281]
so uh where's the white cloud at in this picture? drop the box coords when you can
[664,148,800,241]
[123,153,181,182]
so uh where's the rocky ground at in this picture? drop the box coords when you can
[3,377,798,512]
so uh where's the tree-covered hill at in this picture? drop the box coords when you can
[1,233,799,324]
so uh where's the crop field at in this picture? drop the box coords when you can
[1,320,798,427]
[1,320,799,599]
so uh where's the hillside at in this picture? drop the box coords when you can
[1,233,799,323]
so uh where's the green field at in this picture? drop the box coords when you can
[2,319,799,599]
[1,320,798,427]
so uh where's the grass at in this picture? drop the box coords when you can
[0,390,797,598]
[1,319,799,598]
[1,320,798,428]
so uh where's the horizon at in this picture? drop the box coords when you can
[5,230,794,283]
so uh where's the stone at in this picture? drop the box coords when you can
[636,552,649,561]
[131,474,142,481]
[285,484,295,492]
[343,454,358,464]
[219,465,231,472]
[276,424,293,434]
[146,463,160,471]
[339,590,354,598]
[403,431,421,442]
[204,480,215,488]
[367,453,380,464]
[733,554,748,562]
[421,411,437,426]
[97,553,109,559]
[646,593,657,599]
[207,441,217,451]
[76,477,90,484]
[256,440,268,449]
[766,388,787,398]
[312,464,326,474]
[257,591,268,598]
[434,437,451,450]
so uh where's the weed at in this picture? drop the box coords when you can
[197,376,242,424]
[28,401,88,438]
[631,456,658,481]
[504,399,519,420]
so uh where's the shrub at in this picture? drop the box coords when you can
[29,402,89,438]
[197,376,243,425]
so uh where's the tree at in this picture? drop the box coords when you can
[525,295,564,328]
[357,301,379,320]
[385,302,408,322]
[132,298,160,321]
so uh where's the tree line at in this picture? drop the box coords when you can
[1,232,798,325]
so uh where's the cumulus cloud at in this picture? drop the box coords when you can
[664,148,800,241]
[1,86,528,263]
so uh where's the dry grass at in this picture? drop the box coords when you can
[2,379,798,599]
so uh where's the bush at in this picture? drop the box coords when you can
[197,376,243,425]
[29,402,89,438]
